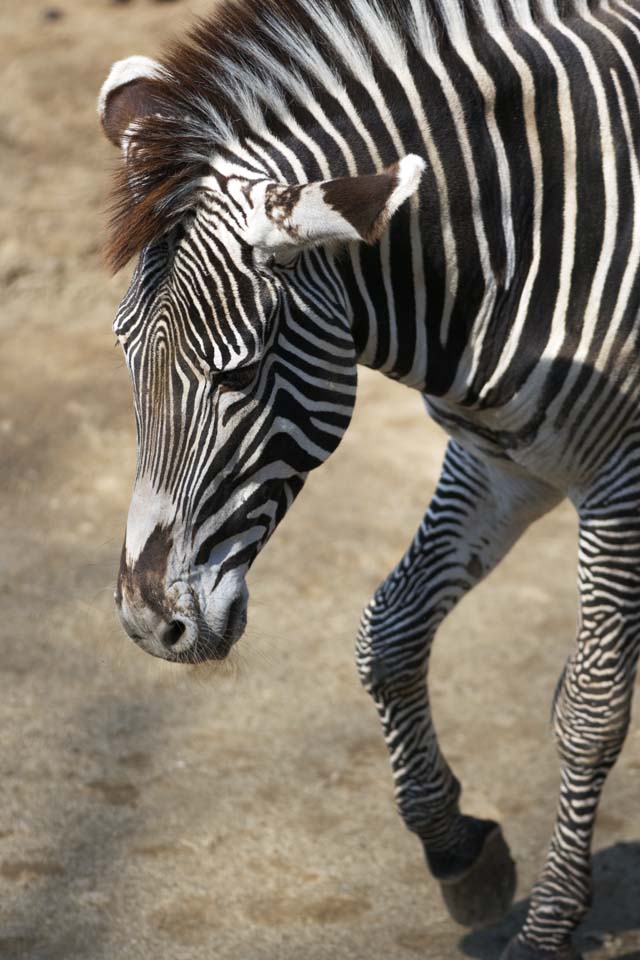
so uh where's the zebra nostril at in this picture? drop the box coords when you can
[158,620,186,648]
[226,596,245,635]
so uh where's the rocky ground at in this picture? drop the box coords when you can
[1,2,639,958]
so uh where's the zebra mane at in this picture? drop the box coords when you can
[106,0,592,272]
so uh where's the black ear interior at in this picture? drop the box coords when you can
[322,164,399,244]
[101,78,160,148]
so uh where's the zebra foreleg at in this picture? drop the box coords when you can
[356,440,560,929]
[504,467,640,959]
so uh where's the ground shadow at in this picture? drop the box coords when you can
[0,685,174,960]
[459,842,640,959]
[0,526,198,960]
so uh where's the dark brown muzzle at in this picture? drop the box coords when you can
[115,526,248,663]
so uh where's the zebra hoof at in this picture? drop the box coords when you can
[439,824,516,928]
[500,937,583,960]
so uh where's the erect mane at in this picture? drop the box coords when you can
[106,0,592,273]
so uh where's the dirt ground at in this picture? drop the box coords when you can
[1,2,639,959]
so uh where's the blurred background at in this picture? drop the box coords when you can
[1,1,639,958]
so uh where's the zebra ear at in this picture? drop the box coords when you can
[245,155,425,257]
[98,56,167,151]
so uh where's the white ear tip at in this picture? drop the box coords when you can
[97,55,166,119]
[385,154,426,216]
[397,154,426,192]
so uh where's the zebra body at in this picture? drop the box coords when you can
[99,2,640,955]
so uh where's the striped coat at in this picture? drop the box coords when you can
[99,3,640,956]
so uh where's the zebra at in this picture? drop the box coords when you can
[98,0,640,956]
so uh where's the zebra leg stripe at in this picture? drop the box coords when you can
[514,438,640,955]
[356,440,560,923]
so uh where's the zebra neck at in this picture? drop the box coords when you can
[234,123,499,401]
[254,27,519,400]
[326,52,508,401]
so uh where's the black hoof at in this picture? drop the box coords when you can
[438,824,517,928]
[500,937,583,960]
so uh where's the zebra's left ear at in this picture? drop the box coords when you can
[245,155,425,258]
[98,56,167,151]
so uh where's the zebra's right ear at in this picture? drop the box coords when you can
[98,56,167,151]
[245,156,425,260]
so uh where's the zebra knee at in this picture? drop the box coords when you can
[355,592,427,696]
[552,660,632,770]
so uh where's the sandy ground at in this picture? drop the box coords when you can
[1,2,639,958]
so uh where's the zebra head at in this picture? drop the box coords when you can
[100,58,424,663]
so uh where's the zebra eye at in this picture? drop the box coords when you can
[274,251,299,270]
[217,363,259,392]
[259,251,298,272]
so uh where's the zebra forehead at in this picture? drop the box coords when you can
[120,231,271,370]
